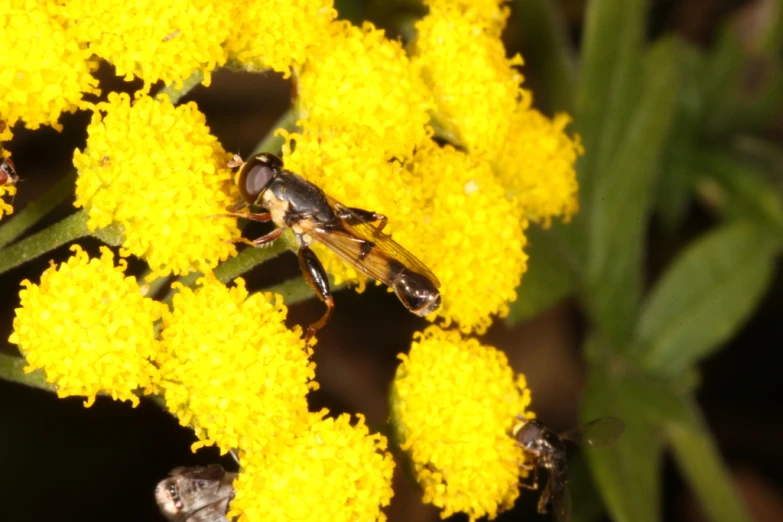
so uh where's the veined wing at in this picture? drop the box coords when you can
[310,198,440,288]
[561,417,624,447]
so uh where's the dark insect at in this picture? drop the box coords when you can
[0,120,18,187]
[155,465,237,522]
[215,153,441,344]
[0,156,18,187]
[513,416,625,522]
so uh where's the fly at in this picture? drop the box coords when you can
[215,153,442,344]
[155,465,237,522]
[513,415,625,522]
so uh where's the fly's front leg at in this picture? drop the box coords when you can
[519,463,540,491]
[341,207,388,233]
[207,211,271,223]
[227,227,284,247]
[297,245,334,345]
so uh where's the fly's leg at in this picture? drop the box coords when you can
[207,211,271,223]
[537,477,552,514]
[226,227,284,247]
[224,201,249,213]
[519,464,540,491]
[298,245,335,345]
[340,207,388,233]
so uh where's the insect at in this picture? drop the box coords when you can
[513,415,625,522]
[155,465,237,522]
[215,153,441,343]
[0,155,18,187]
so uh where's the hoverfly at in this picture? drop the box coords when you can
[513,415,625,522]
[0,120,18,187]
[155,465,237,522]
[214,153,442,343]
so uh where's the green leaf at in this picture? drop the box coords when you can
[582,358,665,522]
[575,0,646,207]
[506,224,577,324]
[666,395,754,522]
[586,38,680,348]
[637,222,776,375]
[0,352,52,391]
[695,148,783,237]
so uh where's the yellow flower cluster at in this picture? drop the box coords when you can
[73,92,241,276]
[411,4,583,225]
[391,326,533,520]
[1,124,15,217]
[156,276,315,454]
[231,412,395,522]
[0,0,99,131]
[59,0,232,89]
[224,0,337,76]
[8,245,164,406]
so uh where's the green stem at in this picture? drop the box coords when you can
[0,352,53,391]
[156,70,205,105]
[249,108,299,157]
[0,170,78,249]
[0,211,124,275]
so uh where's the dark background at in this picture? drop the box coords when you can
[1,1,781,521]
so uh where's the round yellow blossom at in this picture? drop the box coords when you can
[0,184,15,219]
[400,143,527,332]
[156,276,316,454]
[494,107,583,225]
[8,245,164,407]
[58,0,231,88]
[230,411,395,522]
[391,326,533,521]
[297,21,434,161]
[73,92,241,276]
[0,0,99,130]
[425,0,511,36]
[411,9,524,158]
[224,0,337,77]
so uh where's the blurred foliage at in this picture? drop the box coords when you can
[507,0,783,521]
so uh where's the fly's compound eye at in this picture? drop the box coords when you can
[515,420,544,447]
[237,154,282,205]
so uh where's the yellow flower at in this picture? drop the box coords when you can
[0,183,15,219]
[0,0,99,131]
[494,107,583,224]
[391,326,533,521]
[230,411,395,522]
[297,21,433,161]
[8,245,164,407]
[155,276,316,454]
[411,8,523,158]
[425,0,511,35]
[401,143,527,333]
[224,0,337,77]
[58,0,231,88]
[73,92,241,276]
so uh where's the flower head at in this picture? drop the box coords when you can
[391,326,533,520]
[231,412,395,522]
[156,276,315,454]
[411,8,523,158]
[400,143,527,333]
[73,92,241,276]
[425,0,511,35]
[0,0,99,130]
[224,0,337,77]
[296,21,433,160]
[58,0,231,88]
[494,107,583,224]
[9,245,164,406]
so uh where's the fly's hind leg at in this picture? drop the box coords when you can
[340,207,388,233]
[298,245,335,345]
[226,227,284,247]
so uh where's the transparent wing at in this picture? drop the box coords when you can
[309,197,440,288]
[550,480,572,522]
[561,416,625,447]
